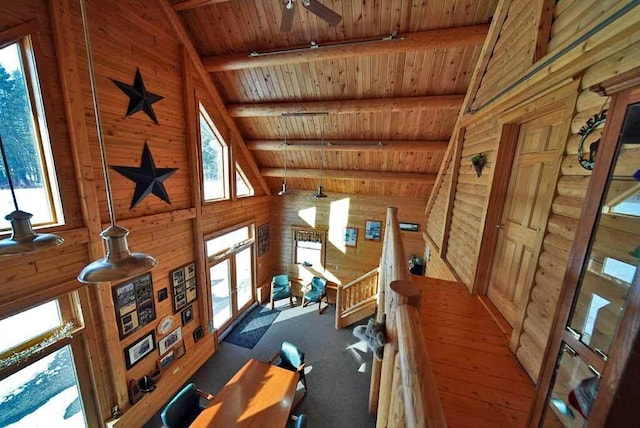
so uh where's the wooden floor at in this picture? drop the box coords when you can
[413,276,535,428]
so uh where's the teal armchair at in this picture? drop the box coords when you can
[160,383,214,428]
[270,274,293,310]
[268,341,307,407]
[302,276,328,314]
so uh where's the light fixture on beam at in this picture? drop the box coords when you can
[77,0,157,283]
[0,135,64,256]
[278,114,290,196]
[313,114,328,199]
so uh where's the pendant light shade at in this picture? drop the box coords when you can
[77,0,156,283]
[313,185,327,198]
[78,225,157,283]
[277,182,289,196]
[0,135,64,256]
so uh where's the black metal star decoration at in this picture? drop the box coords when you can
[110,142,178,210]
[111,68,164,124]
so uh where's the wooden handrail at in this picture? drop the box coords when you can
[342,267,379,290]
[335,267,379,329]
[370,207,447,428]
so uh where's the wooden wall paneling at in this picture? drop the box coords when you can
[534,0,557,61]
[159,0,271,197]
[440,128,465,258]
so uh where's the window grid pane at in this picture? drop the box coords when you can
[200,106,227,201]
[0,300,62,354]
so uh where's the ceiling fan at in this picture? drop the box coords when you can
[280,0,342,32]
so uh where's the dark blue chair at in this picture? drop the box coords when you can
[269,341,307,407]
[302,276,328,314]
[270,274,293,310]
[160,383,213,428]
[288,414,308,428]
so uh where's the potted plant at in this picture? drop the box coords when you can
[408,253,425,276]
[471,153,486,177]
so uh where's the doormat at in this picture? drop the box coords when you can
[224,305,280,349]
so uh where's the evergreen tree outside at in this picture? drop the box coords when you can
[200,111,225,200]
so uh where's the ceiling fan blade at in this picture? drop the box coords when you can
[303,0,342,26]
[280,0,296,32]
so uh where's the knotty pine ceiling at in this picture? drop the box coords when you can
[172,0,497,198]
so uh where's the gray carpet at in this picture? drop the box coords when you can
[144,298,376,427]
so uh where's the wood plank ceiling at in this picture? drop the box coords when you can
[171,0,498,198]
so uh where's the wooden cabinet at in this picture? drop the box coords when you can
[528,83,640,427]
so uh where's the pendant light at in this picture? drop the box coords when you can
[277,114,289,196]
[313,114,328,199]
[77,0,157,283]
[0,135,64,255]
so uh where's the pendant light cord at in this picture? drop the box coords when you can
[319,115,325,186]
[80,0,117,227]
[0,135,19,211]
[283,116,288,186]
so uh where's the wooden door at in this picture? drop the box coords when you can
[487,111,565,327]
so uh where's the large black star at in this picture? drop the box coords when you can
[111,68,164,124]
[110,142,177,210]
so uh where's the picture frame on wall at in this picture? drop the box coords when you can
[175,342,186,359]
[364,220,382,241]
[344,227,357,247]
[124,331,155,369]
[157,350,174,371]
[113,273,156,339]
[258,223,270,257]
[170,263,197,313]
[158,326,182,355]
[181,305,194,325]
[399,222,420,232]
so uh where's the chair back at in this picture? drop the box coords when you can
[273,274,290,288]
[311,276,327,292]
[295,414,308,428]
[161,383,202,428]
[280,341,305,370]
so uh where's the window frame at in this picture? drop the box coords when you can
[291,226,327,268]
[234,163,254,198]
[198,103,230,203]
[0,34,65,231]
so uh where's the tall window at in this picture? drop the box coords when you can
[235,164,253,197]
[0,38,63,230]
[0,297,96,427]
[199,104,228,201]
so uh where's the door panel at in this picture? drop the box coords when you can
[488,112,563,327]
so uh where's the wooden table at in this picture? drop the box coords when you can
[190,359,298,428]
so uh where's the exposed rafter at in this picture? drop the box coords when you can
[247,139,448,152]
[261,168,436,183]
[202,25,490,72]
[227,95,464,117]
[171,0,229,11]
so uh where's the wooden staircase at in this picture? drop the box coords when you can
[335,267,379,329]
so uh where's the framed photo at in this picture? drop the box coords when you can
[344,227,357,247]
[113,273,155,339]
[170,263,197,313]
[365,220,382,241]
[193,326,204,343]
[181,305,194,325]
[158,326,182,355]
[258,223,270,257]
[399,222,420,232]
[157,287,168,302]
[175,342,186,359]
[124,331,155,369]
[157,350,174,371]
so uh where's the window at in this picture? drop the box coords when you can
[0,38,63,231]
[0,297,96,427]
[199,104,228,201]
[235,164,253,197]
[293,228,326,267]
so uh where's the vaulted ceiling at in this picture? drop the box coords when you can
[171,0,498,198]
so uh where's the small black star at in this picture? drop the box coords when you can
[111,68,164,124]
[110,142,177,210]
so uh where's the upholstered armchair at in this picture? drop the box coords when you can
[160,383,214,428]
[270,274,294,310]
[268,341,307,407]
[302,276,328,314]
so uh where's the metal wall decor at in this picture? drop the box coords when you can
[110,142,178,210]
[170,262,197,313]
[113,272,156,339]
[577,110,607,170]
[111,67,164,124]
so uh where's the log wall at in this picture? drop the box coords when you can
[425,0,640,382]
[0,0,273,425]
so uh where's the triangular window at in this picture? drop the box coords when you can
[235,164,253,197]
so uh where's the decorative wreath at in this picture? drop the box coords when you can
[577,110,607,170]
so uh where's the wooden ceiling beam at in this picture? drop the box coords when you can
[247,139,448,152]
[261,168,436,184]
[171,0,229,11]
[202,25,490,72]
[228,95,464,117]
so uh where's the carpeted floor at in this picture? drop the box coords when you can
[144,299,376,427]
